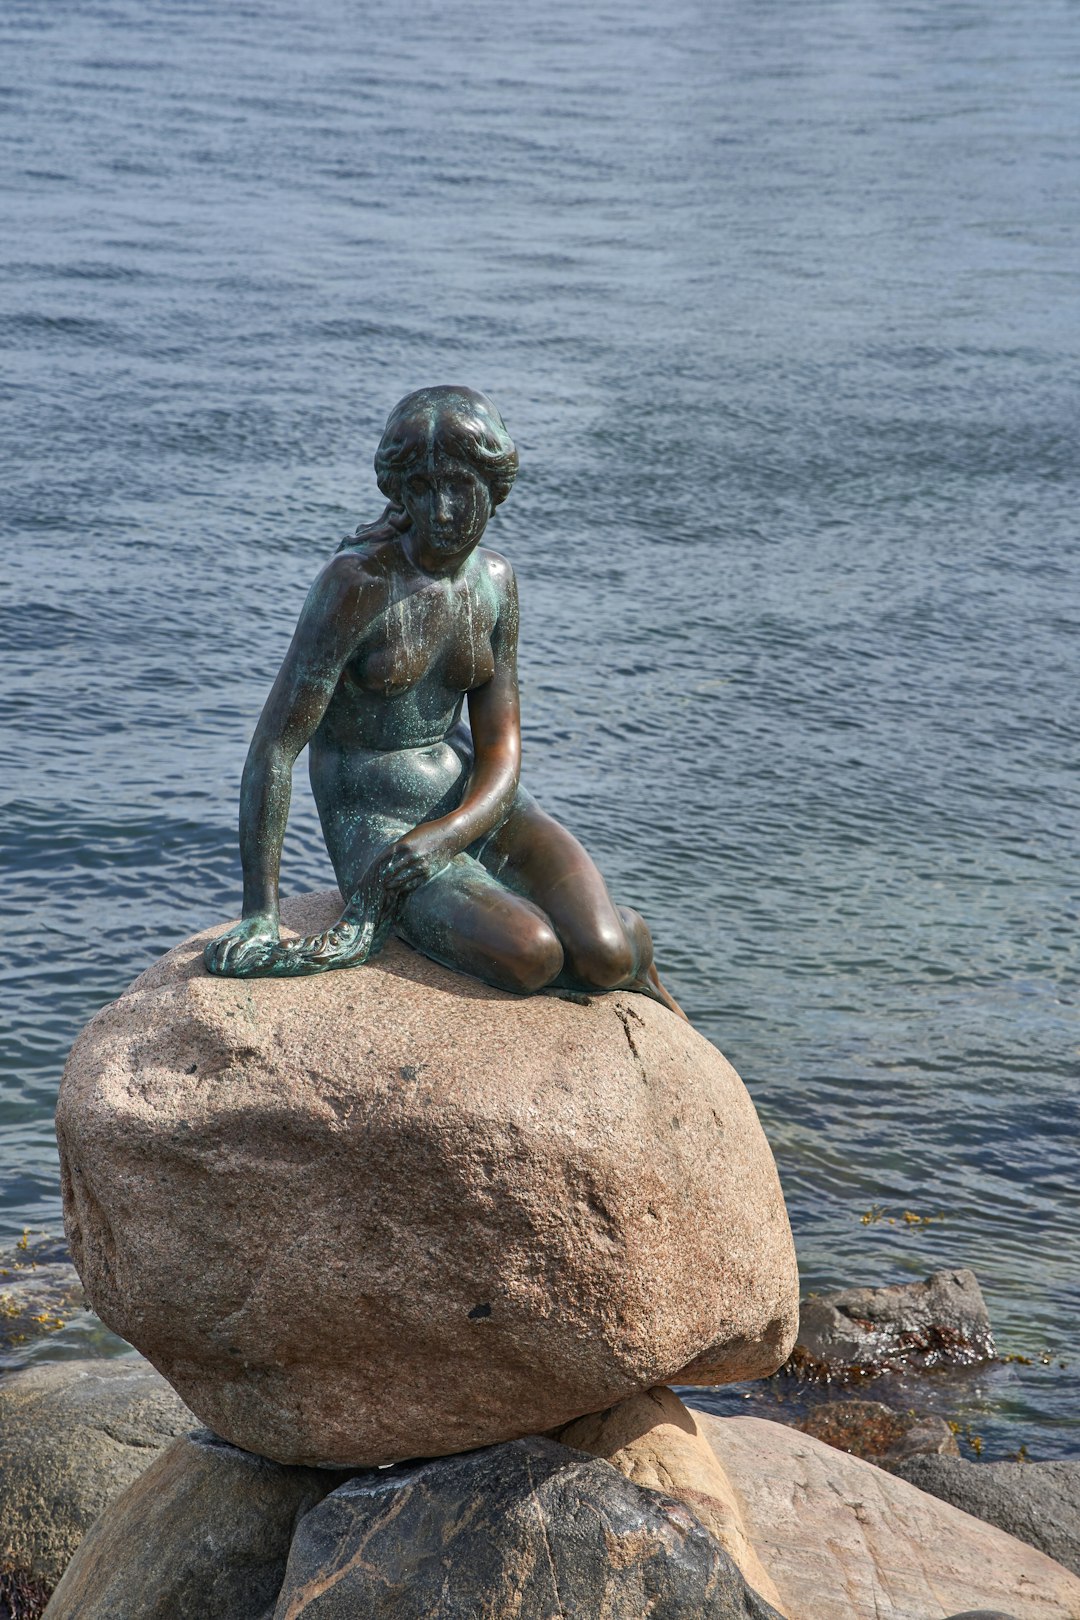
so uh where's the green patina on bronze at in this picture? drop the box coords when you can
[204,386,681,1014]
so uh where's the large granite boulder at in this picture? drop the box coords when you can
[269,1436,784,1619]
[699,1414,1080,1619]
[892,1454,1080,1578]
[56,891,798,1467]
[0,1357,192,1598]
[43,1429,353,1620]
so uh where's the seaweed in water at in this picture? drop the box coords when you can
[0,1562,51,1620]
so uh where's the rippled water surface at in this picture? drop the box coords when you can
[2,0,1077,1457]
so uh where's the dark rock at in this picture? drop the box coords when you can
[883,1413,962,1464]
[789,1268,995,1379]
[941,1612,1021,1619]
[271,1435,784,1619]
[0,1357,192,1597]
[552,1384,786,1610]
[43,1429,353,1619]
[797,1397,959,1464]
[893,1453,1080,1577]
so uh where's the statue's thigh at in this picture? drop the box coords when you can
[397,853,558,987]
[475,794,644,990]
[478,793,621,937]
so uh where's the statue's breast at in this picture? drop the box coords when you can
[442,593,497,691]
[350,579,497,699]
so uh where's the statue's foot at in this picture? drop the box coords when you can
[262,917,375,976]
[264,891,397,976]
[639,961,689,1021]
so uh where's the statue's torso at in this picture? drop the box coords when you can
[308,545,505,883]
[314,546,501,755]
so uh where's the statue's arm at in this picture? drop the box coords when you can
[448,558,522,845]
[205,558,367,971]
[369,559,521,903]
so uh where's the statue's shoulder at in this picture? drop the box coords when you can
[476,546,517,598]
[304,544,395,629]
[321,538,397,591]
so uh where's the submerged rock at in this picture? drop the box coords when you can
[57,890,798,1467]
[0,1237,85,1366]
[788,1268,995,1380]
[0,1357,192,1598]
[893,1453,1080,1578]
[797,1397,960,1465]
[43,1429,353,1620]
[270,1435,784,1619]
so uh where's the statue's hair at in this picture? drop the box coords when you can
[374,386,518,508]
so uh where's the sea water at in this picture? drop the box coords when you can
[1,0,1077,1458]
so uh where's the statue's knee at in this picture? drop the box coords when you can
[504,920,564,993]
[569,926,635,991]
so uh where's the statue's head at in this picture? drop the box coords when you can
[373,387,518,563]
[374,386,518,514]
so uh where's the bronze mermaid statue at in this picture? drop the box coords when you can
[204,386,682,1015]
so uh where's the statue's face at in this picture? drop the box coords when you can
[399,445,492,560]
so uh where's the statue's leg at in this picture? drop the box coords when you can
[476,792,686,1017]
[395,852,565,995]
[250,867,401,977]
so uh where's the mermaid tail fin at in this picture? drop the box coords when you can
[222,881,400,979]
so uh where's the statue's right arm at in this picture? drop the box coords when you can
[204,557,370,973]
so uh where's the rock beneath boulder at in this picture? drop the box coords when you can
[892,1454,1080,1578]
[789,1269,994,1380]
[0,1357,193,1597]
[43,1429,353,1620]
[270,1435,784,1618]
[797,1398,960,1466]
[698,1414,1080,1619]
[57,890,798,1467]
[553,1384,786,1613]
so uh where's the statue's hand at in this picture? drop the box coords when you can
[369,827,454,902]
[203,912,280,976]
